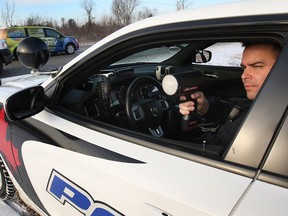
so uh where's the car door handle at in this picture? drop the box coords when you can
[143,203,172,216]
[204,72,218,79]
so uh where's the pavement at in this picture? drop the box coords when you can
[0,200,22,216]
[0,198,35,216]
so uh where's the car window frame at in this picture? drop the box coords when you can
[256,108,288,188]
[262,109,288,176]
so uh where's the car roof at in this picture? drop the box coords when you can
[113,0,288,37]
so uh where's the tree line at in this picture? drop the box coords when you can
[1,0,192,43]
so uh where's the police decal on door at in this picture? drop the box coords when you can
[47,169,123,216]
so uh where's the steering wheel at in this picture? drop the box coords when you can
[125,76,172,137]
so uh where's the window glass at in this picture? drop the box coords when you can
[27,28,45,38]
[113,44,188,65]
[8,28,26,38]
[45,29,61,38]
[197,42,244,67]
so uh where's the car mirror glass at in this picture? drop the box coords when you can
[194,50,212,63]
[4,86,46,121]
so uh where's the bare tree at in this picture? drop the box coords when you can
[176,0,192,10]
[61,18,66,28]
[80,0,96,26]
[1,0,15,27]
[137,7,157,21]
[99,15,119,36]
[24,14,46,26]
[112,0,140,26]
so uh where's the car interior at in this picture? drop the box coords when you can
[55,38,280,158]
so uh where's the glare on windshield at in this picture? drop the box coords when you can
[112,45,188,65]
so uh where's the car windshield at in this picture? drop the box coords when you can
[112,44,188,65]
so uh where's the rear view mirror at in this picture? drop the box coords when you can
[4,86,46,121]
[193,50,212,63]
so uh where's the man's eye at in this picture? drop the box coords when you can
[253,65,262,69]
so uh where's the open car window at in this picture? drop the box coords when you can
[58,39,247,160]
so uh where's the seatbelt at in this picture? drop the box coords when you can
[226,105,241,123]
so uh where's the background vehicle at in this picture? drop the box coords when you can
[0,1,288,215]
[0,26,79,59]
[0,38,12,74]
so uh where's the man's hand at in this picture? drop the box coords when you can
[179,91,209,116]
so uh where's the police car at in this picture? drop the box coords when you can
[0,1,288,215]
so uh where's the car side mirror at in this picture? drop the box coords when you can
[4,86,46,121]
[193,50,212,63]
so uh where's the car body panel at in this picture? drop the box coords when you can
[22,110,252,216]
[1,74,50,88]
[0,74,50,103]
[233,181,288,215]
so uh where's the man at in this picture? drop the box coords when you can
[179,42,282,148]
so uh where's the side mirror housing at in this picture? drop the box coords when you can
[4,86,46,121]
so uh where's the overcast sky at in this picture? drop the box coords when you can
[0,0,242,27]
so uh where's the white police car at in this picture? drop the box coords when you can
[0,1,288,215]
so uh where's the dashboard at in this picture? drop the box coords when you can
[60,64,166,128]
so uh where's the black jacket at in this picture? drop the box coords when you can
[201,98,252,149]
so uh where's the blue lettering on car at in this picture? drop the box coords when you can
[47,169,123,216]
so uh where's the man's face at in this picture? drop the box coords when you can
[241,44,278,100]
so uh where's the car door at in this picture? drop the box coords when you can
[17,38,256,215]
[26,27,53,53]
[44,28,65,53]
[18,109,253,216]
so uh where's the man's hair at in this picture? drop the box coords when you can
[243,41,282,59]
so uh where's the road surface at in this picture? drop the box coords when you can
[1,44,91,79]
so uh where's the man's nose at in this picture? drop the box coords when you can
[241,67,251,79]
